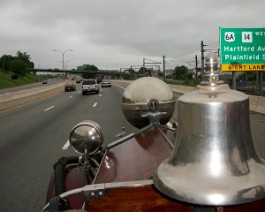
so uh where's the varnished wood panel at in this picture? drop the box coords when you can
[88,184,265,212]
[88,185,192,212]
[94,126,174,183]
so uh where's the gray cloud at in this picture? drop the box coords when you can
[0,0,264,70]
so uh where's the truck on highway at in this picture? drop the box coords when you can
[81,79,99,95]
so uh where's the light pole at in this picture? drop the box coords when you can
[53,49,73,70]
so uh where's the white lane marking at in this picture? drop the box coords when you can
[93,102,98,107]
[68,96,73,99]
[44,106,55,112]
[99,93,102,97]
[114,84,126,90]
[62,140,70,150]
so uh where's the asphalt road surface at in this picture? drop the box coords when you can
[0,82,137,211]
[0,81,265,211]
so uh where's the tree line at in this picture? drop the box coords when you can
[0,51,34,78]
[0,50,193,81]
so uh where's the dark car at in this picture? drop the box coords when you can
[64,83,76,92]
[101,80,111,87]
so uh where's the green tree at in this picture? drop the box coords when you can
[82,64,99,78]
[139,67,151,76]
[246,72,256,81]
[0,55,14,72]
[16,51,34,69]
[10,59,28,77]
[0,51,34,77]
[128,68,135,73]
[238,73,247,80]
[174,65,188,80]
[83,64,98,71]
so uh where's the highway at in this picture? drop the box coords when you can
[0,82,137,211]
[0,81,265,211]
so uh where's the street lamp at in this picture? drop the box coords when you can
[53,49,73,70]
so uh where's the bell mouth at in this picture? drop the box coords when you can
[154,158,265,206]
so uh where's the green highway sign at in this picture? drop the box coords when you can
[219,27,265,71]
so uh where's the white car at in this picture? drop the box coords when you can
[82,79,99,95]
[101,80,112,87]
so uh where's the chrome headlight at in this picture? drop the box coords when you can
[69,120,103,155]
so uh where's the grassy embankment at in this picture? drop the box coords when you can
[0,72,43,90]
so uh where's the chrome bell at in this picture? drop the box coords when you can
[153,53,265,206]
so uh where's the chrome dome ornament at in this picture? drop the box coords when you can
[153,53,265,206]
[121,77,175,128]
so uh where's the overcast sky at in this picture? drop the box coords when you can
[0,0,264,70]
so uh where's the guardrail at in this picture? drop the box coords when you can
[115,80,265,115]
[0,82,65,104]
[249,95,265,114]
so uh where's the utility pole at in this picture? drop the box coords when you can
[201,41,205,77]
[142,57,161,77]
[195,55,198,80]
[143,58,145,77]
[260,72,263,96]
[163,55,166,81]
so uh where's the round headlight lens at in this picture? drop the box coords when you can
[69,121,103,155]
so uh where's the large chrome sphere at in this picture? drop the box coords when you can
[121,77,175,128]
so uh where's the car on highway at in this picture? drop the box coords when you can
[81,79,99,95]
[97,78,102,84]
[64,83,76,92]
[101,79,111,87]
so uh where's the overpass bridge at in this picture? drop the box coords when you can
[31,68,124,78]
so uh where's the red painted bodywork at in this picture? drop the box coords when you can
[46,164,87,209]
[94,126,174,183]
